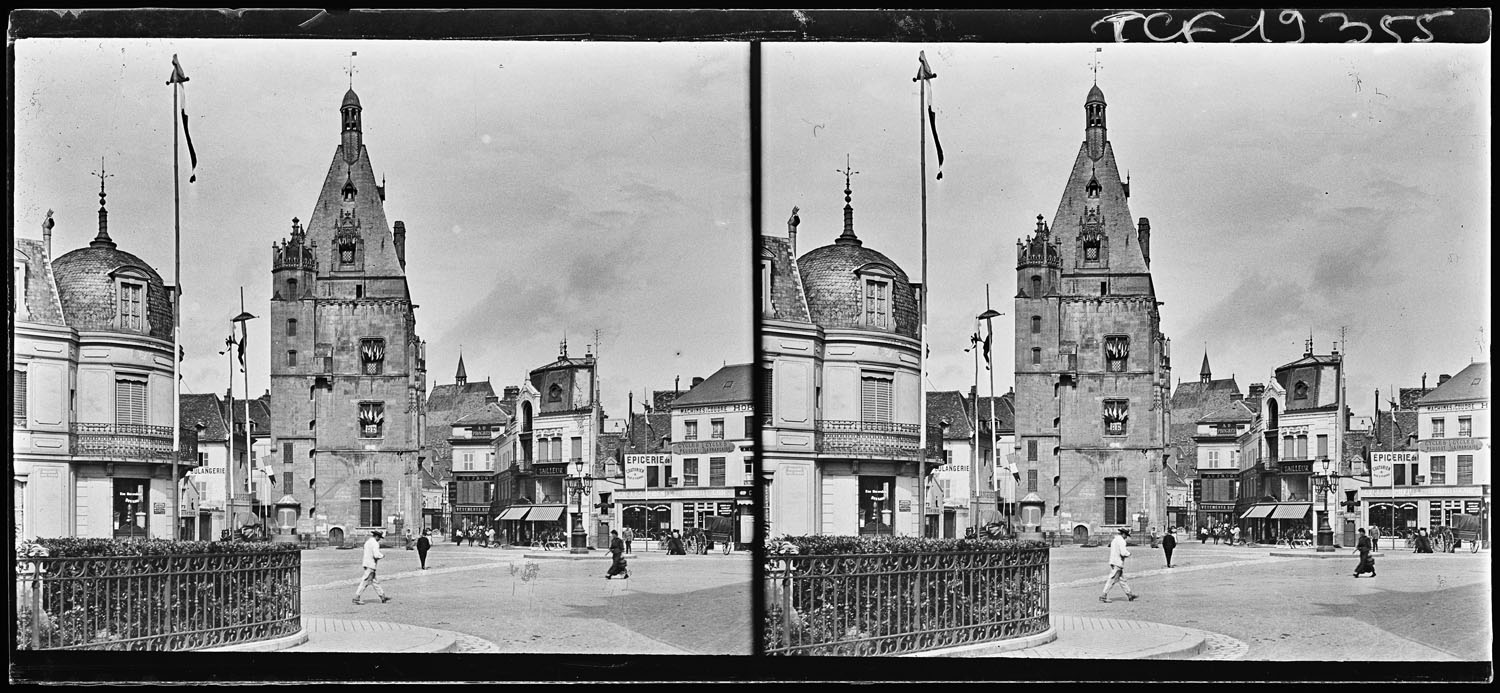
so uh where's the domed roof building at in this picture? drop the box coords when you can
[51,187,174,341]
[13,178,195,541]
[760,164,926,538]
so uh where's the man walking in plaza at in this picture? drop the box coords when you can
[622,526,634,555]
[1100,527,1139,603]
[1161,527,1177,568]
[1368,525,1381,552]
[353,529,392,605]
[416,529,432,570]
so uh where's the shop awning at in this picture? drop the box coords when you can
[1270,503,1312,520]
[1241,505,1275,519]
[526,506,565,523]
[498,507,530,521]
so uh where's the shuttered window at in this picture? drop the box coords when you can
[683,458,698,487]
[13,370,26,423]
[861,374,893,423]
[115,379,148,426]
[760,368,773,422]
[1027,469,1038,493]
[710,457,726,487]
[359,479,383,527]
[284,471,294,496]
[1457,455,1473,485]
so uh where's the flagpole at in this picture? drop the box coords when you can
[241,288,254,528]
[170,65,182,541]
[987,284,999,532]
[915,53,935,538]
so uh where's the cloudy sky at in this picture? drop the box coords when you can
[762,42,1490,415]
[13,39,751,418]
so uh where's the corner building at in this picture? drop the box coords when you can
[268,88,427,546]
[1014,84,1172,543]
[761,182,924,538]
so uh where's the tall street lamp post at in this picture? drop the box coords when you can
[974,307,1002,538]
[1317,457,1337,552]
[568,471,594,554]
[232,308,257,536]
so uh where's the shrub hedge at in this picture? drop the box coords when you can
[767,534,1049,557]
[30,537,300,558]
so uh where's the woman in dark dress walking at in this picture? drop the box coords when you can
[1353,528,1375,577]
[605,530,630,579]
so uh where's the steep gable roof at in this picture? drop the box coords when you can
[1198,399,1255,425]
[926,391,973,440]
[761,234,812,323]
[670,363,752,408]
[14,237,67,326]
[180,393,229,442]
[1418,362,1488,406]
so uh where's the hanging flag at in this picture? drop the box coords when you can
[1009,461,1020,484]
[237,319,248,371]
[928,100,945,181]
[168,54,198,183]
[983,320,993,370]
[916,51,943,180]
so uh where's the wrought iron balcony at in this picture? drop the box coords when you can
[815,419,922,459]
[70,423,198,463]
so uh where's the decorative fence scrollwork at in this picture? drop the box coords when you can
[765,546,1049,656]
[16,549,301,651]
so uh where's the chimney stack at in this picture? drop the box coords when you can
[691,376,705,389]
[393,221,407,268]
[1438,373,1452,386]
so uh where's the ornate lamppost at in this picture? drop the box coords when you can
[1316,457,1337,552]
[567,471,594,554]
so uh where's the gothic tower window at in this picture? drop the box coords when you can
[340,240,357,266]
[1031,315,1042,334]
[1103,399,1129,436]
[1104,335,1129,372]
[359,401,385,438]
[359,479,383,527]
[287,277,298,297]
[287,350,297,367]
[287,319,297,337]
[1104,477,1128,525]
[360,338,385,375]
[1031,347,1042,366]
[1031,275,1042,297]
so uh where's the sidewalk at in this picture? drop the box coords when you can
[275,616,464,653]
[918,615,1214,659]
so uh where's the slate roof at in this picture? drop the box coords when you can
[975,393,1016,435]
[798,229,919,339]
[452,401,510,428]
[14,237,66,326]
[181,393,230,442]
[1418,362,1488,406]
[670,363,752,408]
[926,391,973,440]
[52,230,173,341]
[1197,399,1255,425]
[761,235,811,323]
[426,380,497,418]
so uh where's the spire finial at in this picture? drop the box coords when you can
[836,154,861,245]
[1092,47,1102,85]
[90,156,116,247]
[345,51,358,89]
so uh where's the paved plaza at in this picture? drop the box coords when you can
[296,541,753,654]
[1041,537,1491,661]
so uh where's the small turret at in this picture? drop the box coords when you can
[1085,84,1107,161]
[341,88,363,164]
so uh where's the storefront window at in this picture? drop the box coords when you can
[1368,503,1418,537]
[113,478,149,540]
[858,476,895,536]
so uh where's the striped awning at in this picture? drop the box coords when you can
[1270,503,1312,520]
[526,506,565,523]
[1241,504,1275,519]
[498,506,530,521]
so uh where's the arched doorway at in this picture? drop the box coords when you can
[1072,524,1090,544]
[328,526,345,546]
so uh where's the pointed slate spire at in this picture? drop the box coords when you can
[455,349,468,387]
[1200,351,1212,383]
[835,154,862,247]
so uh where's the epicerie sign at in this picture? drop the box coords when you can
[623,454,668,490]
[1370,452,1417,485]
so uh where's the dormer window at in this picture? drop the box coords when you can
[14,256,28,320]
[109,266,153,333]
[547,383,563,403]
[855,262,897,330]
[760,254,774,315]
[1294,381,1309,400]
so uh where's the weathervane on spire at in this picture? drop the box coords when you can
[1092,47,1103,84]
[837,154,859,203]
[344,51,359,88]
[91,156,115,205]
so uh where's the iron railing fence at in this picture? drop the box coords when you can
[16,549,300,651]
[815,419,922,459]
[765,546,1049,656]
